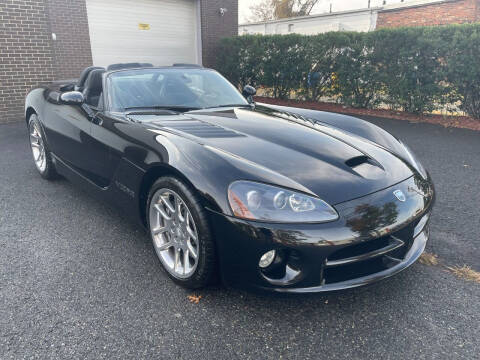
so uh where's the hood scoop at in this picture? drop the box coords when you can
[346,155,385,179]
[345,155,371,168]
[162,120,245,139]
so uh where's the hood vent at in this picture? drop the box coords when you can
[346,155,385,179]
[345,155,371,168]
[164,120,245,138]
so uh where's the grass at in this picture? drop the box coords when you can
[445,265,480,283]
[419,252,439,266]
[419,252,480,283]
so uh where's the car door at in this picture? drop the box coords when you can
[74,69,122,188]
[86,111,131,188]
[83,72,135,189]
[42,88,94,175]
[85,71,158,190]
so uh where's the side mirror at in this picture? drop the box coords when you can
[59,83,75,92]
[242,85,256,103]
[60,91,84,105]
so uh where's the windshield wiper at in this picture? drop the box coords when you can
[124,105,201,113]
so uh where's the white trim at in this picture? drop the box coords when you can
[239,0,455,27]
[196,0,203,65]
[239,7,382,26]
[369,10,378,31]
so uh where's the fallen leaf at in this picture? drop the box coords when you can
[419,252,439,266]
[188,294,202,304]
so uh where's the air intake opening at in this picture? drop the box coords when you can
[345,155,371,168]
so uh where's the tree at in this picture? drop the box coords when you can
[249,0,321,22]
[248,0,275,22]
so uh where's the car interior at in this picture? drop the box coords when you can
[68,64,238,112]
[74,66,105,92]
[72,63,157,109]
[82,68,106,108]
[109,72,201,110]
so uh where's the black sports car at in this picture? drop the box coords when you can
[24,64,434,293]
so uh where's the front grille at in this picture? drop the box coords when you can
[322,226,416,285]
[327,236,391,262]
[323,257,388,284]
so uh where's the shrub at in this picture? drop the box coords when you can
[371,27,445,113]
[333,32,382,109]
[216,24,480,119]
[300,32,347,101]
[440,25,480,119]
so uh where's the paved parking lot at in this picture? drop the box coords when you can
[0,118,479,359]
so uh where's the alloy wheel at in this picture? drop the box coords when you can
[149,188,200,279]
[29,121,46,172]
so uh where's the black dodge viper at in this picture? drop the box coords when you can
[24,64,434,293]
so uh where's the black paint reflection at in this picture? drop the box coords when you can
[346,202,399,238]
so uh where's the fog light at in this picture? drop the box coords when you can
[259,250,276,268]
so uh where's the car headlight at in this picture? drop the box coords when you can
[228,181,339,223]
[402,142,427,179]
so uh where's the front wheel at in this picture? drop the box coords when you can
[147,176,216,289]
[28,114,57,180]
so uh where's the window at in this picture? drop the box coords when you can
[107,68,248,111]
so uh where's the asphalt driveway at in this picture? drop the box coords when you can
[0,117,479,359]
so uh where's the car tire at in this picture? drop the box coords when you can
[28,114,57,180]
[147,176,216,289]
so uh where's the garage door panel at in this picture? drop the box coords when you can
[86,0,199,67]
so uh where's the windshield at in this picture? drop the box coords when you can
[107,68,248,111]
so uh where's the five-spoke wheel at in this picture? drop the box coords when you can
[147,176,216,288]
[29,119,46,172]
[28,114,56,179]
[150,189,199,278]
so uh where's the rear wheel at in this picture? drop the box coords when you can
[28,114,57,180]
[147,176,216,289]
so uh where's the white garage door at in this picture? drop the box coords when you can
[86,0,200,68]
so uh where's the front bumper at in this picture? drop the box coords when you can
[208,175,434,293]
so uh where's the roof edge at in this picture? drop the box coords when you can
[379,0,460,13]
[239,7,381,27]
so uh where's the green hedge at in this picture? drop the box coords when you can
[216,24,480,118]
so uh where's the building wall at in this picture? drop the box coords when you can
[0,0,91,124]
[0,0,55,124]
[239,9,378,35]
[200,0,238,68]
[0,0,238,124]
[239,0,480,35]
[46,0,93,79]
[377,0,480,28]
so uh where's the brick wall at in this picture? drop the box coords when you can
[0,0,55,123]
[377,0,480,28]
[0,0,238,124]
[46,0,92,80]
[200,0,238,68]
[0,0,92,124]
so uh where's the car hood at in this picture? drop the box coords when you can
[129,108,414,205]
